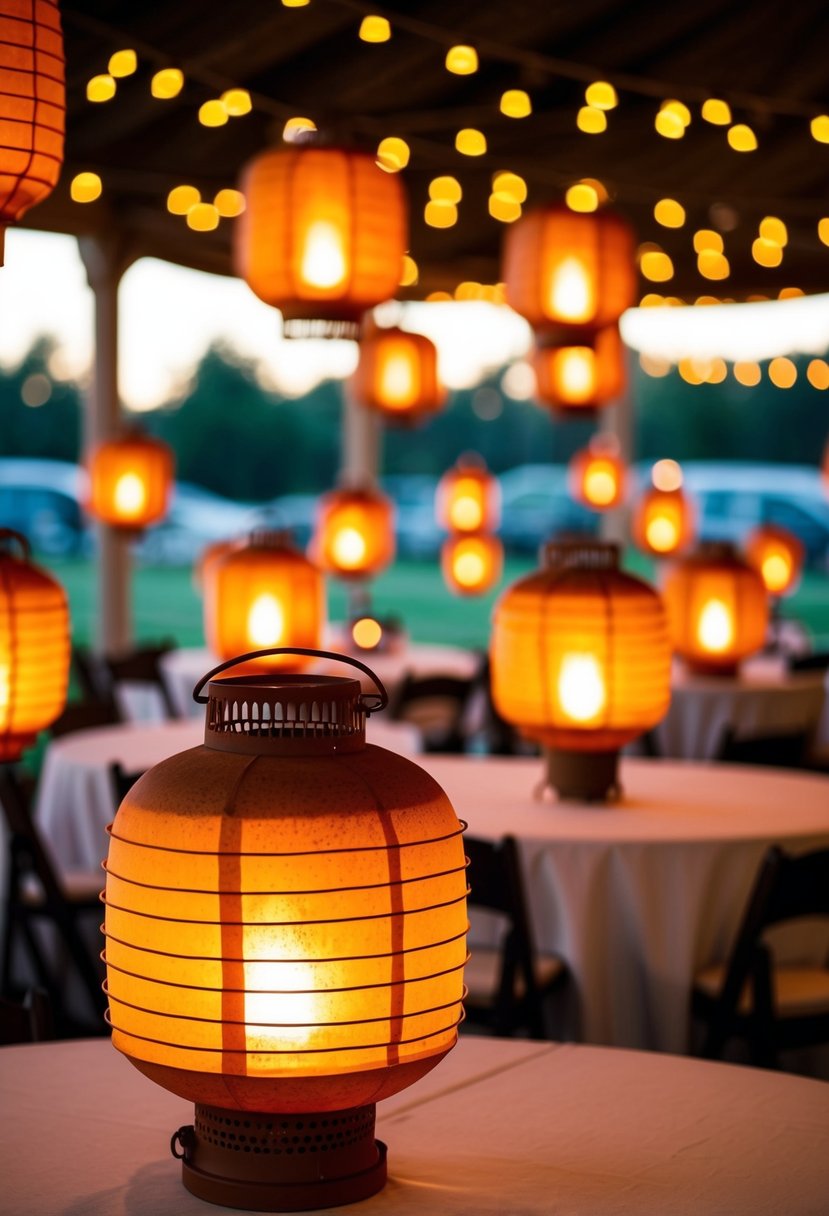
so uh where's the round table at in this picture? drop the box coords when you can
[2,1036,827,1215]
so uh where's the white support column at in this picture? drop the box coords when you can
[341,391,382,488]
[599,353,635,547]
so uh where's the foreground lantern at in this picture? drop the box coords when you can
[235,146,407,338]
[204,532,324,669]
[351,327,446,424]
[0,530,70,759]
[491,541,671,801]
[568,441,626,510]
[436,460,500,534]
[662,542,768,675]
[87,433,174,531]
[442,533,503,596]
[0,0,65,265]
[311,485,395,579]
[533,325,626,413]
[103,651,468,1210]
[745,524,804,597]
[632,461,695,556]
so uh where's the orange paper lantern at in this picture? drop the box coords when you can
[568,442,626,510]
[235,146,407,338]
[87,433,174,531]
[204,532,324,669]
[104,655,467,1209]
[0,0,65,265]
[312,486,395,579]
[662,542,769,675]
[745,524,805,597]
[436,460,500,534]
[533,325,626,413]
[351,327,446,424]
[0,529,69,759]
[441,533,503,596]
[632,462,695,557]
[491,541,671,800]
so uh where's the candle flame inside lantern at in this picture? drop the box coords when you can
[244,953,317,1055]
[0,663,9,715]
[646,513,679,553]
[352,617,383,649]
[449,484,484,531]
[557,347,596,401]
[584,462,618,506]
[761,551,791,594]
[332,526,367,570]
[558,653,606,723]
[697,598,733,653]
[453,549,486,588]
[247,593,285,648]
[301,221,348,289]
[113,472,148,520]
[548,257,595,323]
[378,353,416,408]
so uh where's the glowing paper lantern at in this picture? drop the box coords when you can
[436,460,500,534]
[662,542,768,675]
[502,205,636,334]
[532,324,625,413]
[745,525,804,597]
[568,442,626,510]
[351,327,446,424]
[235,146,407,337]
[204,532,324,669]
[491,541,671,801]
[441,533,503,597]
[632,462,695,557]
[87,433,174,531]
[312,486,395,579]
[104,654,467,1209]
[0,0,65,265]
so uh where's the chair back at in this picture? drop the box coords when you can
[100,641,180,720]
[390,672,476,752]
[716,727,809,768]
[50,701,120,738]
[0,768,68,912]
[0,989,53,1045]
[110,763,145,806]
[465,834,539,1011]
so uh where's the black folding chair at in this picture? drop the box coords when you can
[390,672,477,753]
[99,641,181,721]
[0,987,54,1045]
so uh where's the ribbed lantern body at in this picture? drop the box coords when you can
[0,532,69,759]
[441,534,503,597]
[0,0,65,263]
[312,487,395,579]
[503,207,636,332]
[235,147,407,337]
[204,536,324,669]
[632,486,695,556]
[662,545,769,674]
[568,446,625,510]
[533,325,625,412]
[87,434,174,530]
[745,525,804,597]
[436,464,500,534]
[352,328,445,423]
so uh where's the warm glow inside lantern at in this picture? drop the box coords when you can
[662,542,769,675]
[204,533,324,669]
[568,442,626,510]
[103,655,468,1210]
[490,541,671,800]
[442,533,503,596]
[312,486,395,579]
[533,325,626,413]
[0,529,70,759]
[503,205,636,332]
[436,461,501,534]
[234,146,407,338]
[87,433,174,531]
[0,0,65,265]
[351,327,446,424]
[745,524,805,597]
[632,461,695,556]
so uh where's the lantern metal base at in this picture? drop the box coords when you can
[543,747,621,803]
[173,1102,387,1211]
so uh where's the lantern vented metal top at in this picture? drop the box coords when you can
[541,539,620,573]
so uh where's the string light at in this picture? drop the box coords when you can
[489,194,521,222]
[167,185,201,215]
[778,286,804,299]
[399,254,419,286]
[759,216,787,246]
[654,198,685,227]
[151,68,184,99]
[701,98,731,125]
[186,202,220,231]
[768,357,797,388]
[108,49,137,78]
[70,172,102,203]
[429,175,462,202]
[733,361,761,386]
[198,99,228,126]
[455,128,486,155]
[491,171,527,203]
[359,15,391,42]
[640,249,674,281]
[727,123,757,151]
[693,229,723,253]
[655,100,690,139]
[425,200,457,227]
[214,188,246,217]
[221,88,252,116]
[810,115,829,143]
[697,250,729,279]
[281,0,310,6]
[283,116,316,141]
[577,105,606,133]
[376,136,410,170]
[639,353,672,377]
[445,45,478,74]
[585,81,618,110]
[807,359,829,389]
[500,89,531,117]
[565,182,599,212]
[87,74,116,102]
[752,238,782,267]
[819,218,829,246]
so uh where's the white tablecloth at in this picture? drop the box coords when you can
[418,755,829,1054]
[2,1036,827,1215]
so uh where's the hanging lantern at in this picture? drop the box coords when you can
[204,532,324,669]
[311,486,395,579]
[436,460,500,534]
[632,460,695,556]
[103,651,468,1210]
[490,541,671,801]
[502,204,636,333]
[745,524,805,597]
[662,542,769,675]
[234,146,407,338]
[87,432,174,531]
[0,0,65,265]
[533,325,626,413]
[351,327,446,424]
[442,534,503,597]
[0,529,70,760]
[568,441,626,510]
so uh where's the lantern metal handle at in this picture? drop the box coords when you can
[0,529,30,559]
[192,647,389,714]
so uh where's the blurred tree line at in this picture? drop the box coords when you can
[0,337,825,500]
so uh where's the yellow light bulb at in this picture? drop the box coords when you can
[810,115,829,143]
[425,200,458,228]
[491,171,527,203]
[778,287,804,300]
[489,194,521,223]
[300,221,347,288]
[151,68,184,99]
[557,348,596,401]
[359,15,391,41]
[332,527,367,570]
[585,81,618,110]
[108,49,137,78]
[697,250,729,280]
[70,172,102,203]
[399,254,418,287]
[283,116,317,142]
[445,45,478,74]
[565,183,599,213]
[706,358,727,384]
[697,599,733,654]
[761,552,791,594]
[655,108,684,139]
[693,229,723,254]
[733,361,761,387]
[759,216,787,246]
[87,74,116,103]
[558,654,606,723]
[186,203,220,231]
[639,353,672,377]
[727,124,757,151]
[213,188,246,217]
[652,459,683,491]
[352,617,382,649]
[449,494,483,532]
[819,218,829,247]
[376,136,410,171]
[429,175,462,203]
[584,465,618,506]
[114,473,147,520]
[548,259,595,323]
[221,88,252,116]
[806,359,829,390]
[455,128,486,155]
[641,250,674,282]
[654,198,685,228]
[199,99,228,127]
[282,0,310,6]
[378,354,416,408]
[646,515,679,552]
[768,357,797,389]
[576,105,606,134]
[701,98,731,125]
[661,99,691,125]
[167,185,200,215]
[453,550,486,588]
[500,89,531,118]
[247,594,285,648]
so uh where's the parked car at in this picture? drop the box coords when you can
[0,458,88,556]
[497,463,597,552]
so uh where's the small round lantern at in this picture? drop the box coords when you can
[503,205,637,333]
[204,532,324,669]
[442,533,503,596]
[632,461,695,557]
[234,146,407,338]
[745,524,805,597]
[0,530,70,759]
[662,542,769,675]
[103,651,468,1210]
[0,0,65,265]
[436,460,501,534]
[311,485,395,579]
[87,432,174,531]
[568,442,626,510]
[533,325,626,413]
[351,327,446,424]
[491,541,671,801]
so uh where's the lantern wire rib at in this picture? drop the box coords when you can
[102,860,468,897]
[101,889,469,926]
[106,820,467,857]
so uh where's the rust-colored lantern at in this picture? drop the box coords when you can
[503,205,636,333]
[533,325,626,413]
[745,525,805,597]
[442,533,503,597]
[632,461,695,557]
[568,441,626,510]
[311,485,395,579]
[491,541,671,801]
[234,146,407,338]
[204,532,324,670]
[103,651,468,1210]
[87,432,174,531]
[662,542,769,675]
[0,529,70,759]
[351,327,446,424]
[0,0,65,265]
[436,460,501,534]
